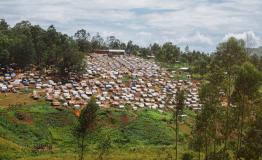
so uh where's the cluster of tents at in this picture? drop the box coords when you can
[0,54,202,111]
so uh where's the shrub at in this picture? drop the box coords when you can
[182,153,193,160]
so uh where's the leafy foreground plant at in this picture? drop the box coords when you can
[73,97,99,160]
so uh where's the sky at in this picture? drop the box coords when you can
[0,0,262,52]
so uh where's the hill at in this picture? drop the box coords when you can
[0,103,196,160]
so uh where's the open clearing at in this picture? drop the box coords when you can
[0,93,44,107]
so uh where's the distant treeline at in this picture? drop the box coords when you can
[0,19,261,77]
[0,19,85,78]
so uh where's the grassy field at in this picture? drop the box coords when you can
[0,102,199,160]
[157,62,191,80]
[0,92,45,107]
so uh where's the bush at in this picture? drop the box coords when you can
[0,154,12,160]
[207,151,230,160]
[123,116,175,145]
[14,112,25,120]
[182,153,193,160]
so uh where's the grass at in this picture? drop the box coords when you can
[157,61,189,70]
[0,92,45,107]
[157,62,191,80]
[0,137,28,159]
[0,103,197,160]
[157,61,210,81]
[121,74,132,82]
[138,109,172,121]
[16,147,195,160]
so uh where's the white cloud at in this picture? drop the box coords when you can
[177,32,213,45]
[70,0,186,10]
[223,31,261,47]
[128,24,146,30]
[136,31,152,36]
[0,0,262,51]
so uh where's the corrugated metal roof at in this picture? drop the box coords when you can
[108,49,125,52]
[95,49,125,53]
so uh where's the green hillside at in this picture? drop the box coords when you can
[0,104,197,160]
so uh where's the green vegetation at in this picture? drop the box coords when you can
[2,19,260,81]
[0,104,76,159]
[190,37,262,159]
[74,97,99,160]
[0,103,197,160]
[0,20,85,79]
[121,74,132,82]
[1,19,262,159]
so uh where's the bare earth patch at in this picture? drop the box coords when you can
[0,93,42,107]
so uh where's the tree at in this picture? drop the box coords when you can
[250,54,262,71]
[91,32,105,51]
[42,25,59,67]
[74,97,99,160]
[150,43,161,55]
[156,42,180,63]
[174,89,185,160]
[206,151,230,160]
[126,40,133,54]
[0,49,10,66]
[30,25,46,67]
[238,110,262,160]
[0,20,85,76]
[8,21,35,69]
[0,19,9,31]
[234,62,262,100]
[106,36,121,49]
[199,83,223,159]
[211,37,247,151]
[139,47,150,58]
[182,153,193,160]
[126,40,140,55]
[191,128,204,160]
[120,42,126,50]
[9,34,35,69]
[185,45,190,54]
[74,29,91,52]
[0,26,11,66]
[193,58,209,79]
[56,34,85,79]
[233,62,262,157]
[191,82,228,160]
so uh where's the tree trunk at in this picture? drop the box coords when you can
[98,152,103,160]
[213,140,216,154]
[224,74,231,152]
[199,149,201,160]
[236,94,246,160]
[236,102,241,156]
[239,96,245,150]
[80,135,85,160]
[213,108,217,155]
[205,129,208,160]
[176,109,178,160]
[236,96,242,160]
